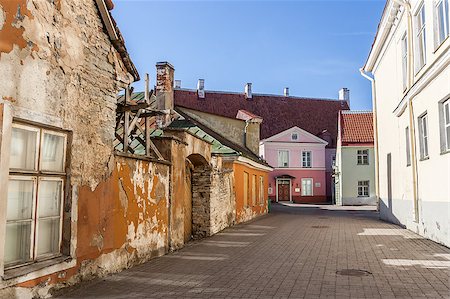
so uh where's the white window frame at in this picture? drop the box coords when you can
[358,181,370,197]
[5,123,67,269]
[405,126,411,166]
[302,151,312,168]
[414,3,427,72]
[278,150,289,168]
[357,149,369,165]
[435,0,449,48]
[301,178,313,196]
[442,99,450,152]
[401,32,408,90]
[418,113,429,159]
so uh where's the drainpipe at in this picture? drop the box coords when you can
[243,119,250,148]
[360,69,381,212]
[392,0,419,222]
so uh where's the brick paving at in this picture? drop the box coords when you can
[59,203,450,299]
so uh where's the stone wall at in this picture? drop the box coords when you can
[191,164,212,239]
[209,157,235,235]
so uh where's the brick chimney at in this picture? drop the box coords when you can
[156,62,174,111]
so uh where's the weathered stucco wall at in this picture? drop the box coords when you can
[0,0,144,297]
[0,156,170,298]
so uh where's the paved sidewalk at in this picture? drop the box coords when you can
[59,204,450,299]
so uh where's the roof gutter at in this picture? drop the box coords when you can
[95,0,140,81]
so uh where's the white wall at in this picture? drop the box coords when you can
[370,0,450,247]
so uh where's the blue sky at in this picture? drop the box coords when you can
[112,0,385,111]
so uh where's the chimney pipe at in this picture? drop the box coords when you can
[174,80,181,89]
[245,83,252,99]
[339,88,350,107]
[284,87,289,97]
[197,79,205,98]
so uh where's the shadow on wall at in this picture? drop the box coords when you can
[379,153,403,226]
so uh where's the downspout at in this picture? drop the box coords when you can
[360,69,381,211]
[392,0,420,222]
[243,119,250,148]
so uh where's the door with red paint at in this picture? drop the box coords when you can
[277,180,290,201]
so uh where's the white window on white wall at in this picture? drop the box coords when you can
[415,3,427,72]
[401,33,408,90]
[435,0,449,47]
[357,149,369,165]
[441,99,450,152]
[358,181,369,197]
[302,151,312,168]
[278,150,289,168]
[405,127,411,166]
[418,113,429,159]
[5,123,67,268]
[301,178,313,196]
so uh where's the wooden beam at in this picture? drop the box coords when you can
[117,102,149,113]
[127,109,143,136]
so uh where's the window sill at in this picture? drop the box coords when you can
[433,36,450,53]
[419,156,430,161]
[440,149,450,155]
[3,256,72,281]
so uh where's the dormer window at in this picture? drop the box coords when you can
[291,133,298,141]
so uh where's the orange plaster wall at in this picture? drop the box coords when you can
[233,162,269,223]
[16,156,170,289]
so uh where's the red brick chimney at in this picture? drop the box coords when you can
[156,61,174,111]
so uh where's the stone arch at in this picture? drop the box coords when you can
[185,153,212,240]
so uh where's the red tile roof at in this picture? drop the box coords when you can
[340,111,374,144]
[174,89,349,148]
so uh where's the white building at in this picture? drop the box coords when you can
[362,0,450,246]
[335,111,376,206]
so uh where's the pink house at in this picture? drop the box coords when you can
[260,126,328,203]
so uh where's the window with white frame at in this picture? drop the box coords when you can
[301,178,313,196]
[401,33,408,90]
[5,123,67,268]
[302,151,312,168]
[418,113,429,159]
[357,149,369,165]
[251,174,257,206]
[435,0,449,47]
[358,181,369,197]
[291,133,298,141]
[441,99,450,152]
[278,150,289,168]
[415,3,427,72]
[405,127,411,166]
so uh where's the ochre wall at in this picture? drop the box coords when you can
[8,156,170,296]
[233,162,269,223]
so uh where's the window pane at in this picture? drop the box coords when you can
[38,180,62,218]
[41,132,65,172]
[438,1,446,43]
[445,102,450,125]
[7,179,34,221]
[446,126,450,150]
[10,127,38,170]
[4,222,32,265]
[36,218,60,257]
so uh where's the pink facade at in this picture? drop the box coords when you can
[260,127,329,203]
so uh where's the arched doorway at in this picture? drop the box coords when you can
[185,154,212,242]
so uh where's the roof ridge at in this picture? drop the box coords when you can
[342,110,373,114]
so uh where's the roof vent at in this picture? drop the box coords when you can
[245,83,252,99]
[197,79,205,99]
[174,80,181,89]
[284,87,289,97]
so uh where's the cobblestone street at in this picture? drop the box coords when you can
[59,203,450,299]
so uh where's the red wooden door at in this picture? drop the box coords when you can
[278,181,290,201]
